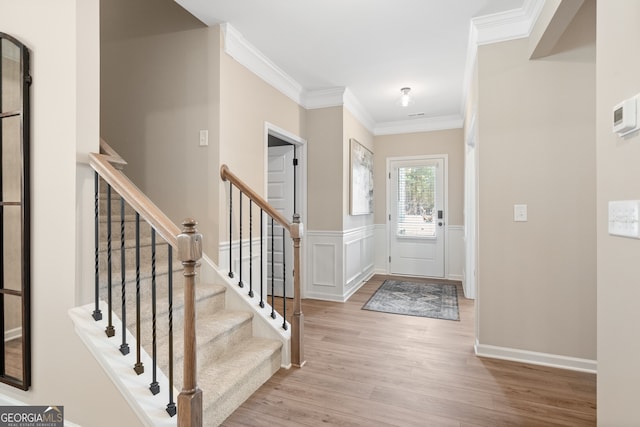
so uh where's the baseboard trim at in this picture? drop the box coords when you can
[475,341,597,374]
[4,327,21,342]
[447,274,463,281]
[343,271,374,302]
[304,291,350,303]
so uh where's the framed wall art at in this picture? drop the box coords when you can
[349,138,374,215]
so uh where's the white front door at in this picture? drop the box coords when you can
[267,145,295,297]
[389,157,445,277]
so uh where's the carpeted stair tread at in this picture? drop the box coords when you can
[97,243,176,275]
[98,236,165,252]
[99,214,146,223]
[98,260,184,290]
[152,309,253,374]
[150,309,252,355]
[118,283,226,330]
[196,310,253,345]
[200,337,282,426]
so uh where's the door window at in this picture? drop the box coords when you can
[396,165,437,238]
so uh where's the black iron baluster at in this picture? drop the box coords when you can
[259,209,264,308]
[119,196,129,355]
[270,217,276,319]
[149,228,159,395]
[166,245,176,416]
[249,200,254,298]
[92,172,102,321]
[105,185,115,337]
[228,181,234,279]
[134,213,143,373]
[282,227,288,330]
[238,191,244,288]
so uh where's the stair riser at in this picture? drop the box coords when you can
[98,244,173,274]
[98,218,154,241]
[154,316,254,391]
[98,198,137,216]
[121,289,226,338]
[98,269,188,304]
[205,346,282,427]
[102,289,226,370]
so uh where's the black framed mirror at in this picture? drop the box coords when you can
[0,32,31,390]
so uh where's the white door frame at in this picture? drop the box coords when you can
[386,154,449,278]
[264,122,307,297]
[464,113,477,300]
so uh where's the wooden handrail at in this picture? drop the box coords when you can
[89,152,180,248]
[99,138,128,169]
[220,164,291,232]
[91,140,203,423]
[220,163,305,367]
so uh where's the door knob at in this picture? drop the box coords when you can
[438,221,444,226]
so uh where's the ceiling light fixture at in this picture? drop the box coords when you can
[400,87,412,107]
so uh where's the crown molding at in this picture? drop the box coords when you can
[473,0,545,45]
[302,87,345,109]
[460,0,545,118]
[303,87,376,134]
[374,115,463,136]
[343,88,376,133]
[221,23,303,105]
[220,0,545,139]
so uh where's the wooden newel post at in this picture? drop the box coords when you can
[177,218,203,427]
[290,214,306,367]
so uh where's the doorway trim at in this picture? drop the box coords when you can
[464,112,478,300]
[386,154,449,278]
[264,122,307,296]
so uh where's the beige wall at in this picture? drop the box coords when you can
[305,106,344,231]
[0,1,142,425]
[343,108,374,230]
[101,0,222,257]
[476,1,596,359]
[218,31,306,243]
[373,129,464,227]
[596,1,640,424]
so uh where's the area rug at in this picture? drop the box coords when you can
[362,280,460,321]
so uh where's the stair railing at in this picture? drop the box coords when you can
[220,164,305,367]
[89,139,203,425]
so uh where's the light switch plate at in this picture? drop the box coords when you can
[514,204,527,222]
[608,200,640,238]
[199,130,208,147]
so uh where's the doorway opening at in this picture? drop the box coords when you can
[265,124,306,301]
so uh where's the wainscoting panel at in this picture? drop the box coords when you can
[345,239,362,286]
[312,243,337,287]
[306,226,375,302]
[219,238,263,287]
[344,227,375,297]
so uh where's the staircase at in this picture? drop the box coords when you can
[70,141,304,426]
[77,174,284,426]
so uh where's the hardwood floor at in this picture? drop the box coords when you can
[4,337,23,381]
[223,275,596,426]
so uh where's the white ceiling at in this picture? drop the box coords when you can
[175,0,540,134]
